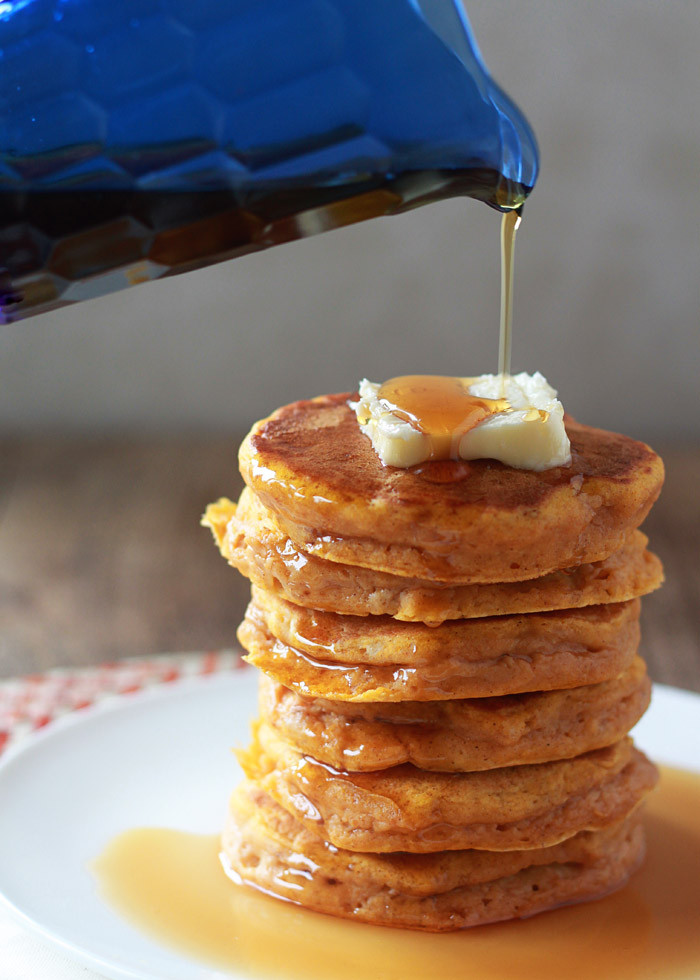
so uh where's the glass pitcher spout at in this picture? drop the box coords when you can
[409,0,538,197]
[0,0,539,321]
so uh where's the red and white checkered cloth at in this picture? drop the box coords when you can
[0,650,247,757]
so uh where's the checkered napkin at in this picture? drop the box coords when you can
[0,650,244,756]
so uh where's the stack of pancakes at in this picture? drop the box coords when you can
[203,393,664,931]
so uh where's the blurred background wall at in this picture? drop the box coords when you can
[1,0,698,444]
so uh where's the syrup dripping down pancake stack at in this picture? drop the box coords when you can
[203,392,664,931]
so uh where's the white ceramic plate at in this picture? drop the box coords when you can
[0,672,698,980]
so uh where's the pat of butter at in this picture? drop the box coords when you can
[350,372,571,471]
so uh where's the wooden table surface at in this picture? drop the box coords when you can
[1,437,698,691]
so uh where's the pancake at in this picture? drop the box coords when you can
[258,657,650,772]
[238,394,664,583]
[238,724,658,853]
[203,495,663,623]
[222,784,646,930]
[239,604,641,701]
[249,585,641,669]
[228,780,644,898]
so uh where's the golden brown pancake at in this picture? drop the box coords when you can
[239,601,641,701]
[228,780,644,898]
[238,394,664,583]
[222,784,646,931]
[249,585,640,669]
[238,724,658,853]
[258,657,650,772]
[203,496,663,623]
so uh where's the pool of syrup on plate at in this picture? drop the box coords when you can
[93,766,700,980]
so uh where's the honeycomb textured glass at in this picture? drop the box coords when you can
[0,0,539,320]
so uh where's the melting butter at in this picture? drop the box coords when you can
[351,372,571,470]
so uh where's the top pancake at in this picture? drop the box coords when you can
[239,394,663,584]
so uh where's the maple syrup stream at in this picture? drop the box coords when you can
[499,208,522,383]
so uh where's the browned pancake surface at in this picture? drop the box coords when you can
[249,587,640,668]
[258,658,650,771]
[203,496,663,622]
[239,606,640,701]
[239,395,664,583]
[228,781,644,897]
[239,725,658,853]
[222,783,645,931]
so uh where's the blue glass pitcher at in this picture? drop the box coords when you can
[0,0,539,321]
